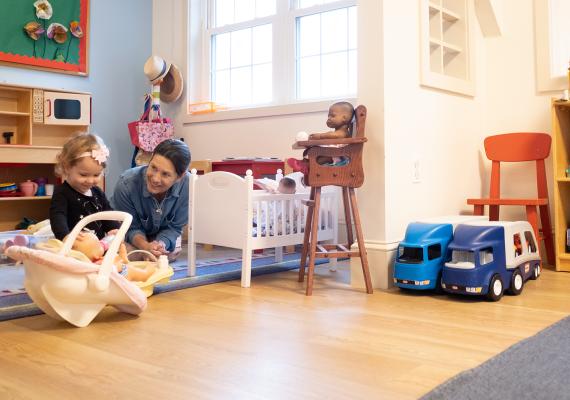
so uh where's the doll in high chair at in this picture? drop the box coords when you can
[287,101,355,175]
[72,231,156,282]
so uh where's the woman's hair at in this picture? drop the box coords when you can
[54,133,107,177]
[152,139,191,176]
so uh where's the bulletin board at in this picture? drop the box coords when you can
[0,0,89,75]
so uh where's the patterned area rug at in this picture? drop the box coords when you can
[0,249,328,322]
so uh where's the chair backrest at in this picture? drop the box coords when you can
[354,105,366,138]
[484,132,551,199]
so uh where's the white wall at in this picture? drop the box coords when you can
[152,0,556,288]
[0,0,152,193]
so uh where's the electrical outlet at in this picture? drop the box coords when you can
[413,159,421,183]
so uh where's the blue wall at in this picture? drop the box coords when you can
[0,0,152,193]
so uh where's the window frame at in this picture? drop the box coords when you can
[534,0,569,92]
[186,0,357,123]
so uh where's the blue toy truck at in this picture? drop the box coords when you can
[393,216,487,291]
[441,221,541,301]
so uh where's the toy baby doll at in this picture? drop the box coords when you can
[287,101,355,174]
[72,231,156,282]
[254,177,296,194]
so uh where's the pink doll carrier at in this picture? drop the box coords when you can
[6,211,147,327]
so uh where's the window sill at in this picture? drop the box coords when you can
[182,98,356,125]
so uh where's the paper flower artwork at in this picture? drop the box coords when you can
[33,0,53,19]
[69,21,83,38]
[23,22,45,40]
[47,23,68,44]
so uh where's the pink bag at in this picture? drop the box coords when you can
[128,108,174,152]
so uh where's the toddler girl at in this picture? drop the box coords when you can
[49,133,120,241]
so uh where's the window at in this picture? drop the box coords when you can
[513,233,523,257]
[427,244,441,260]
[534,0,570,91]
[478,248,493,265]
[192,0,357,110]
[524,231,537,253]
[419,0,475,96]
[397,246,423,264]
[447,250,475,269]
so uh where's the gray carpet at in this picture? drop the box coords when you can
[421,315,570,399]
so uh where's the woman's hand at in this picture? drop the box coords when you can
[147,240,169,258]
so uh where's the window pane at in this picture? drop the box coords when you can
[348,49,357,94]
[321,52,348,97]
[299,0,320,8]
[298,14,321,57]
[231,28,252,68]
[213,69,230,105]
[253,24,272,64]
[231,66,252,105]
[298,55,320,99]
[215,0,234,27]
[253,63,272,103]
[321,8,348,54]
[348,6,357,49]
[550,0,570,76]
[256,0,276,17]
[213,33,231,70]
[235,0,255,23]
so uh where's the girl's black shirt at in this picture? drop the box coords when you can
[49,181,120,240]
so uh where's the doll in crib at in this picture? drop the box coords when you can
[287,101,355,175]
[254,177,296,194]
[252,178,297,236]
[72,231,156,282]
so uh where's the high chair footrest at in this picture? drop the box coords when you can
[315,250,360,259]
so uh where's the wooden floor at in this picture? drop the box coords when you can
[1,262,569,400]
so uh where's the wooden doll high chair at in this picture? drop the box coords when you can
[293,105,373,295]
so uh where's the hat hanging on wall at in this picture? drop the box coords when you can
[144,55,170,85]
[160,63,183,103]
[143,55,184,103]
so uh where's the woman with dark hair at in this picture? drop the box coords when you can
[111,139,191,260]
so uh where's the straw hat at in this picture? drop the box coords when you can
[144,55,169,85]
[143,55,184,103]
[160,63,183,103]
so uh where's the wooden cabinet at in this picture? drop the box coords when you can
[552,99,570,271]
[0,84,90,231]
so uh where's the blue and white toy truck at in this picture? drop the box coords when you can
[441,221,541,301]
[393,216,487,291]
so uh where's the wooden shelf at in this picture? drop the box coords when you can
[0,110,30,117]
[0,84,90,231]
[552,98,570,271]
[0,196,51,201]
[0,144,62,164]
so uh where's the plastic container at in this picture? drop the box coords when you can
[0,230,53,264]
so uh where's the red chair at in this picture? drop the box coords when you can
[467,132,554,265]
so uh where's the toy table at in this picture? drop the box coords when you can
[212,159,284,180]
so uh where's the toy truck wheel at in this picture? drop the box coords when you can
[507,269,524,296]
[487,274,504,301]
[530,263,541,280]
[433,274,444,294]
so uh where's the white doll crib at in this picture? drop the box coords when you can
[188,169,339,287]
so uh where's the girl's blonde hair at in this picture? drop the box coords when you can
[55,133,107,177]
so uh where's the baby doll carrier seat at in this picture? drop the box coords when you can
[6,211,147,327]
